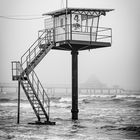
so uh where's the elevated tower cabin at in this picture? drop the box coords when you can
[12,7,113,124]
[43,8,113,120]
[43,8,113,50]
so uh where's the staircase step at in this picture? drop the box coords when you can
[32,99,38,101]
[23,84,28,86]
[23,83,29,84]
[33,102,39,104]
[29,94,35,96]
[37,110,44,113]
[25,85,31,87]
[29,95,35,98]
[35,107,42,109]
[35,105,41,108]
[27,91,33,93]
[38,114,45,116]
[25,86,31,89]
[40,116,47,119]
[25,87,31,90]
[30,99,36,101]
[31,100,38,103]
[37,110,43,113]
[35,107,42,111]
[26,89,32,91]
[25,87,32,89]
[26,90,33,92]
[28,93,34,95]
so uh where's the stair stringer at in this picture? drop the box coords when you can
[20,75,49,122]
[27,76,49,121]
[12,29,55,124]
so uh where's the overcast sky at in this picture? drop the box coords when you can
[0,0,140,90]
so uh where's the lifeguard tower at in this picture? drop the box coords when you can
[12,7,113,124]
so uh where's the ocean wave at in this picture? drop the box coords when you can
[91,94,116,98]
[0,130,15,139]
[50,96,61,101]
[12,98,28,102]
[80,94,117,99]
[59,97,71,102]
[100,125,117,130]
[80,94,140,99]
[0,98,11,102]
[0,102,17,107]
[0,98,28,103]
[82,99,91,104]
[81,94,140,104]
[0,98,70,109]
[115,94,140,99]
[118,125,140,134]
[50,101,71,108]
[79,94,91,98]
[0,102,31,109]
[128,100,140,108]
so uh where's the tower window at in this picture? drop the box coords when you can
[60,18,63,27]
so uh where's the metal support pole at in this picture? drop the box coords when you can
[65,0,68,41]
[71,50,79,120]
[17,80,20,124]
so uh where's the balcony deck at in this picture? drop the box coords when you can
[39,25,112,51]
[52,40,111,51]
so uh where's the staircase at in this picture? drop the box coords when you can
[12,29,55,124]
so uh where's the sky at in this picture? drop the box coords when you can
[0,0,140,90]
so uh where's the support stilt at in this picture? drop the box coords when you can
[17,80,20,124]
[71,49,79,120]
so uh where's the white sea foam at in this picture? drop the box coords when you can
[50,101,70,108]
[79,94,91,98]
[20,103,31,109]
[80,94,115,99]
[115,94,140,99]
[0,102,31,109]
[0,92,140,140]
[0,102,17,107]
[80,94,140,99]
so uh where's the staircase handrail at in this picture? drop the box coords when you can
[21,29,45,61]
[30,69,50,117]
[21,29,47,69]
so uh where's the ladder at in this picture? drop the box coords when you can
[12,29,55,124]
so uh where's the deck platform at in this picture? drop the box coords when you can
[40,40,111,51]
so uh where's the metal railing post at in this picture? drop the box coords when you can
[90,26,92,42]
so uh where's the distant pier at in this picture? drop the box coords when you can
[0,83,128,95]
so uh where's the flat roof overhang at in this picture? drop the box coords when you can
[43,7,114,17]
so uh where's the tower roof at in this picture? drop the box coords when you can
[43,7,114,17]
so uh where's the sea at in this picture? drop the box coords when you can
[0,90,140,140]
